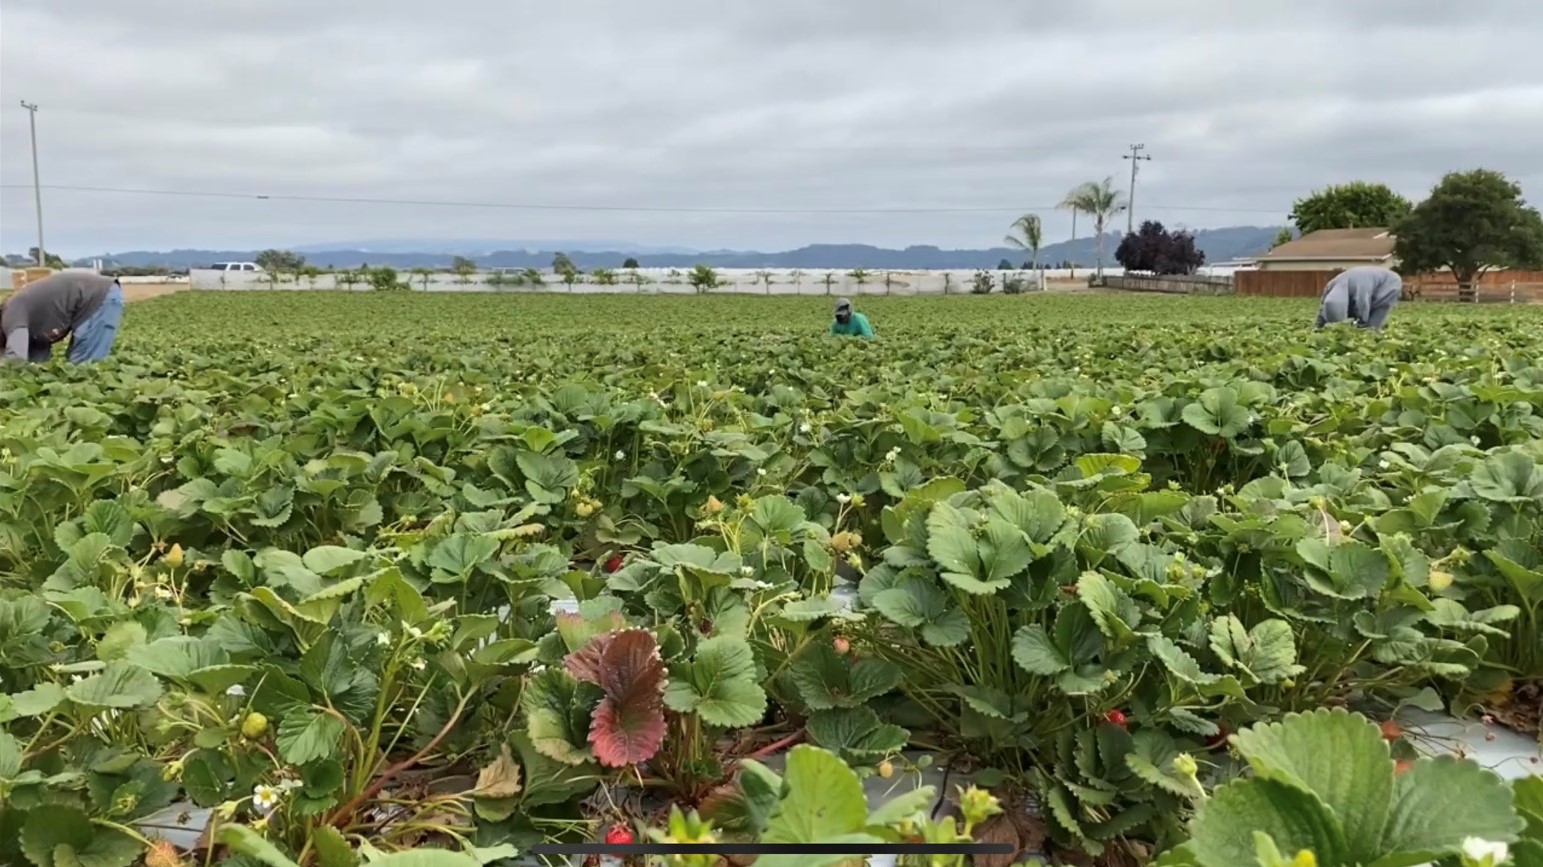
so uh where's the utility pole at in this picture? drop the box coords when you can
[20,100,46,266]
[1122,143,1151,235]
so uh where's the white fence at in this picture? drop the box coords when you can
[188,266,1135,295]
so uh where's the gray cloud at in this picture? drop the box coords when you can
[2,0,1540,255]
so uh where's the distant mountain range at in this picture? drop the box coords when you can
[75,226,1284,270]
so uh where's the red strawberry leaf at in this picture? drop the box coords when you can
[564,629,668,768]
[590,689,667,767]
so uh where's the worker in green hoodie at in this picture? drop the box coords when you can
[829,297,874,339]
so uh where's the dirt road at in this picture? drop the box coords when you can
[121,284,184,303]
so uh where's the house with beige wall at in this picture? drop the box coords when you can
[1252,228,1395,271]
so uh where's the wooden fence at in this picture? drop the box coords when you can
[1101,274,1235,295]
[1235,269,1543,303]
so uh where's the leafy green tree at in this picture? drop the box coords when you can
[997,259,1013,271]
[451,256,478,284]
[686,264,720,294]
[753,269,774,294]
[1058,178,1126,278]
[1393,168,1543,301]
[255,249,306,273]
[368,266,403,291]
[592,267,618,286]
[552,251,576,274]
[1004,213,1044,270]
[26,247,66,268]
[1270,227,1295,249]
[1290,181,1411,234]
[622,257,640,269]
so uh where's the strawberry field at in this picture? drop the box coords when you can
[3,292,1543,867]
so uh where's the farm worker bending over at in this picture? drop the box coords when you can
[1314,266,1402,331]
[830,297,874,339]
[1,271,125,364]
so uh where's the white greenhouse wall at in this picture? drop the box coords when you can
[188,267,1134,295]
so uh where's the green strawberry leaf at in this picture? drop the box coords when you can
[663,635,768,728]
[1190,778,1348,867]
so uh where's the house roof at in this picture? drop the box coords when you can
[1257,228,1395,262]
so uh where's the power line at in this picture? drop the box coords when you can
[0,183,1288,216]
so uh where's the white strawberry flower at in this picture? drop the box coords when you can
[252,784,281,814]
[376,632,391,646]
[411,658,427,671]
[225,684,246,697]
[614,450,626,461]
[1462,838,1509,866]
[836,493,852,504]
[799,422,812,434]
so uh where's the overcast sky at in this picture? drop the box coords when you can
[2,0,1541,256]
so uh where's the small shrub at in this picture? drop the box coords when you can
[369,266,404,292]
[970,270,995,294]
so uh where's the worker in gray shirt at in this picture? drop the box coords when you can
[1,271,126,363]
[1314,266,1403,331]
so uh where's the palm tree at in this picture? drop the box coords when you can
[1003,214,1043,271]
[1058,178,1127,279]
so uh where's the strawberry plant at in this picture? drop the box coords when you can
[1,291,1540,865]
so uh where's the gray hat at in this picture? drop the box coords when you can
[834,297,852,313]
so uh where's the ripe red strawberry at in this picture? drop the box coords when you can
[1205,725,1231,751]
[603,554,625,573]
[604,824,635,845]
[1104,709,1128,728]
[1380,720,1402,741]
[1394,759,1414,776]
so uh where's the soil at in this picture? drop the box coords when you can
[1486,679,1543,737]
[122,284,185,303]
